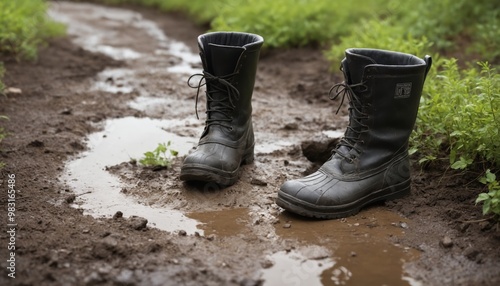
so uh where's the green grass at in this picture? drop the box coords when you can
[0,0,65,59]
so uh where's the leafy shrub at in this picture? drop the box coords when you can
[211,0,387,48]
[477,170,500,217]
[0,0,65,59]
[411,60,500,216]
[472,10,500,62]
[412,60,500,169]
[325,18,434,67]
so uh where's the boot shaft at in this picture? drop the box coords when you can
[336,49,432,171]
[197,32,263,129]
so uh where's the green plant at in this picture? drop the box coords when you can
[477,170,500,217]
[325,18,434,67]
[211,0,387,48]
[0,0,65,59]
[138,141,179,168]
[413,60,500,169]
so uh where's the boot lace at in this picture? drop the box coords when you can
[328,81,369,161]
[188,71,240,130]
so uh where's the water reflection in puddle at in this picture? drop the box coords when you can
[63,116,200,233]
[269,208,421,286]
[262,250,336,286]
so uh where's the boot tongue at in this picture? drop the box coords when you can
[344,51,377,84]
[208,43,245,76]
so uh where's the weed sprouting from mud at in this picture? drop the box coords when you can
[137,141,179,168]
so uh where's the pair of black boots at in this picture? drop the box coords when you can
[180,32,432,219]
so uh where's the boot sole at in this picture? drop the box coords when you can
[276,179,410,219]
[180,147,254,186]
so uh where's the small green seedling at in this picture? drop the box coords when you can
[138,141,179,168]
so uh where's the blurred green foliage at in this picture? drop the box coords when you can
[0,0,65,59]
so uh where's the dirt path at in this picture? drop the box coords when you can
[0,2,499,285]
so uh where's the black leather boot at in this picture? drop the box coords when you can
[180,32,264,186]
[277,48,432,219]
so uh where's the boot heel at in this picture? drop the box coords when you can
[241,146,255,165]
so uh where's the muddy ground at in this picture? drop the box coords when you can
[0,2,499,285]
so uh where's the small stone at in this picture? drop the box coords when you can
[178,230,187,236]
[128,216,148,230]
[113,211,123,219]
[5,87,22,95]
[65,194,76,204]
[283,223,291,229]
[251,178,268,186]
[261,259,274,269]
[350,251,357,257]
[82,229,90,234]
[399,222,409,229]
[60,108,72,115]
[284,122,299,130]
[440,236,453,248]
[206,234,216,241]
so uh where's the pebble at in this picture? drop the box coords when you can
[284,122,299,130]
[206,234,216,241]
[65,194,76,204]
[440,236,453,248]
[261,259,274,269]
[113,211,123,219]
[178,230,187,236]
[5,87,22,95]
[128,216,148,230]
[399,222,409,229]
[250,178,268,186]
[283,223,291,229]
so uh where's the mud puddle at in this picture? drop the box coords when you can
[189,206,420,285]
[63,116,201,233]
[274,208,421,286]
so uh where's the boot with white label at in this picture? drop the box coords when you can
[278,48,432,218]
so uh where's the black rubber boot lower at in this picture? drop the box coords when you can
[277,48,432,219]
[180,32,263,186]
